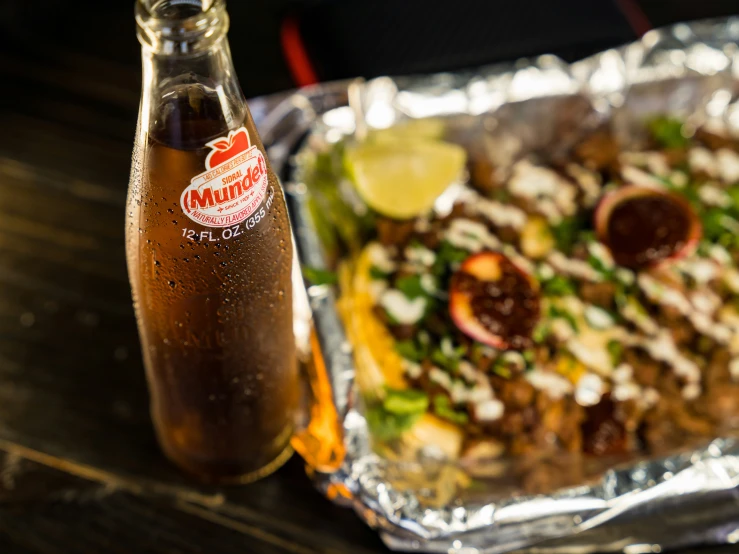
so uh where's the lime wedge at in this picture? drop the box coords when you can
[345,140,466,220]
[367,118,446,144]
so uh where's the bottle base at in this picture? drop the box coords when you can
[162,440,295,485]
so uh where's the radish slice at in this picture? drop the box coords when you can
[449,252,540,350]
[595,185,701,269]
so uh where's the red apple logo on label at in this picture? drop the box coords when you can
[180,125,269,229]
[205,127,251,170]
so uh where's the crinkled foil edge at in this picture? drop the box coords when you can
[254,18,739,554]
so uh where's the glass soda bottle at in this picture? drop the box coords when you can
[127,0,298,482]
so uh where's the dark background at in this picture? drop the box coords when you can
[1,0,739,96]
[0,1,738,553]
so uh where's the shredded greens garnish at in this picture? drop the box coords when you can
[302,266,338,286]
[648,116,690,149]
[432,394,469,425]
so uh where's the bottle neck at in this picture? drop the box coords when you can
[136,0,247,145]
[136,0,228,56]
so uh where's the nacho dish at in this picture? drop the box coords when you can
[311,116,739,484]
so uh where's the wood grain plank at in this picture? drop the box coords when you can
[0,452,316,554]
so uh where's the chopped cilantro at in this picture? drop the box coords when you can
[532,322,551,344]
[470,342,486,363]
[302,266,337,286]
[702,208,726,242]
[492,359,512,379]
[727,187,739,213]
[548,305,579,332]
[365,404,422,441]
[395,340,423,362]
[366,387,430,441]
[607,340,623,366]
[431,348,459,372]
[542,275,576,297]
[522,349,535,365]
[395,274,426,299]
[587,253,612,275]
[697,335,713,354]
[432,394,469,425]
[579,230,596,244]
[434,241,470,274]
[383,388,429,415]
[648,116,689,149]
[369,265,389,280]
[552,215,587,254]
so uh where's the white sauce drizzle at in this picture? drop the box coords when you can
[508,160,577,222]
[405,244,436,267]
[475,399,505,422]
[628,331,701,384]
[674,257,719,285]
[587,241,615,270]
[717,148,739,183]
[379,290,427,325]
[730,358,739,382]
[620,151,670,176]
[547,251,603,282]
[443,218,500,252]
[367,243,396,273]
[621,165,665,189]
[698,185,732,207]
[458,189,528,230]
[526,369,573,400]
[689,147,718,177]
[613,382,641,402]
[575,373,605,406]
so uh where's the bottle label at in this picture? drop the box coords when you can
[180,127,269,228]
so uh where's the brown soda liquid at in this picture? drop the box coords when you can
[127,84,297,482]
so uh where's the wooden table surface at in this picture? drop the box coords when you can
[0,23,736,554]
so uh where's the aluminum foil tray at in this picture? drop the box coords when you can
[255,18,739,554]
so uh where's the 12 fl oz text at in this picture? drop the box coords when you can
[181,186,274,243]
